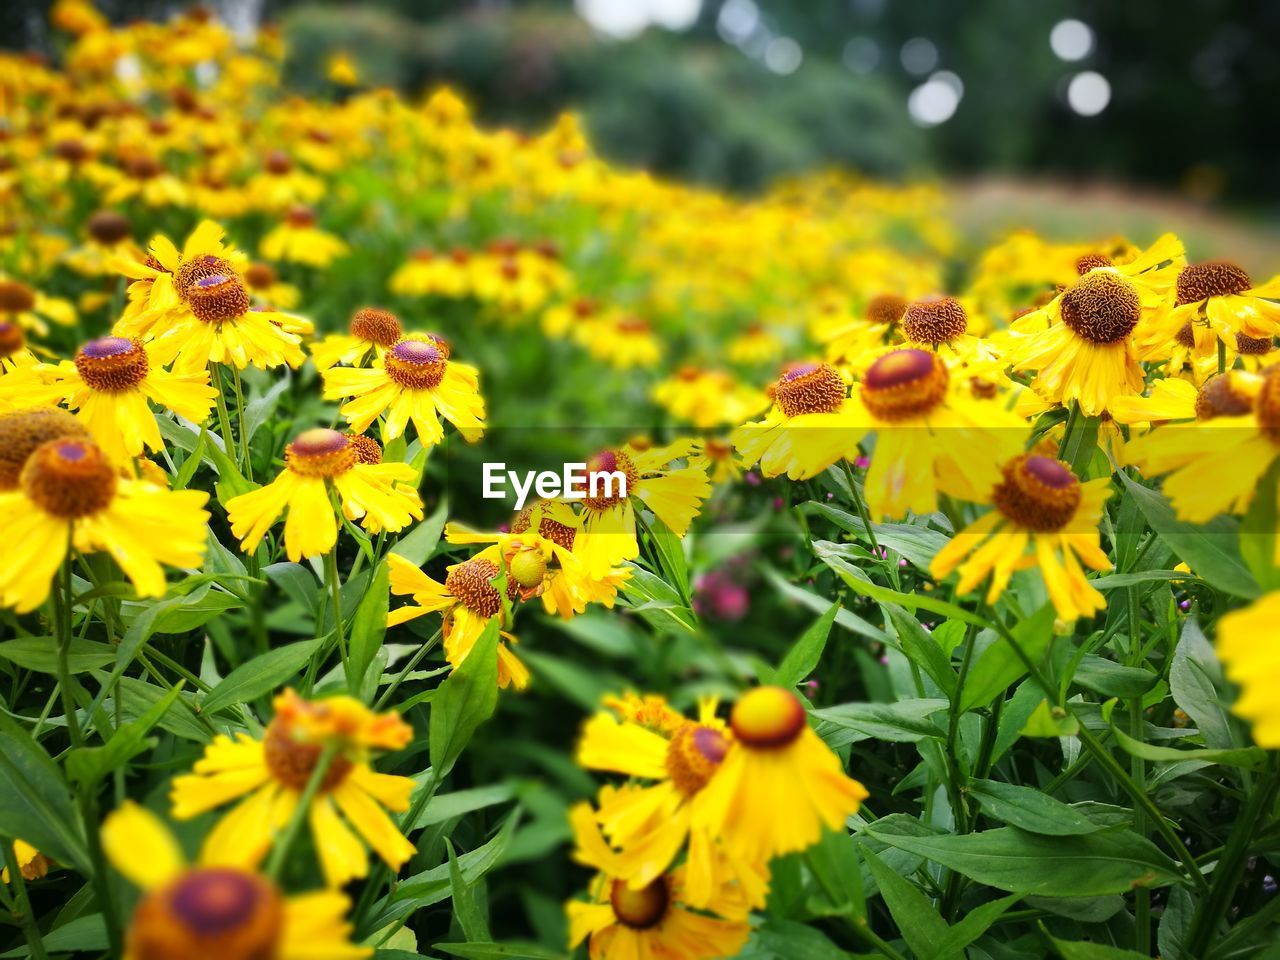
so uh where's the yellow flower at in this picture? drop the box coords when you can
[0,336,217,464]
[1008,234,1185,416]
[0,276,76,336]
[1216,592,1280,747]
[579,316,663,369]
[0,320,39,376]
[102,802,369,960]
[1139,261,1280,363]
[0,437,209,611]
[1109,370,1262,427]
[321,334,486,445]
[692,686,867,865]
[260,207,349,268]
[727,322,784,365]
[574,441,711,579]
[2,840,50,883]
[327,51,360,87]
[930,453,1113,620]
[244,261,302,310]
[389,249,473,299]
[688,437,744,484]
[387,551,530,689]
[170,690,417,888]
[226,428,422,561]
[309,307,404,373]
[567,813,751,960]
[652,367,769,429]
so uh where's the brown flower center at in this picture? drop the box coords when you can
[0,281,36,314]
[0,409,89,489]
[284,205,315,228]
[346,433,383,464]
[187,274,251,324]
[21,439,117,519]
[385,338,447,390]
[609,879,669,930]
[665,723,729,795]
[263,716,354,791]
[285,429,355,478]
[1060,271,1142,344]
[176,254,236,293]
[128,868,284,960]
[1256,369,1280,444]
[901,296,968,345]
[860,348,949,421]
[991,454,1081,532]
[581,449,639,511]
[349,308,405,347]
[511,504,577,551]
[445,558,503,617]
[1195,374,1255,420]
[773,363,847,418]
[1174,321,1197,349]
[1075,253,1113,275]
[243,263,277,290]
[0,320,24,357]
[865,293,908,327]
[1176,261,1252,306]
[87,210,132,245]
[74,337,149,391]
[1236,332,1274,356]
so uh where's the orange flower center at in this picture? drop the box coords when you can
[385,338,448,390]
[176,254,236,294]
[128,869,284,960]
[285,205,315,228]
[349,307,405,347]
[285,429,356,478]
[187,274,251,324]
[865,293,908,327]
[991,454,1081,532]
[244,263,277,290]
[773,363,846,418]
[346,433,383,465]
[511,505,577,551]
[901,296,967,345]
[0,320,25,357]
[730,686,806,748]
[74,336,149,392]
[0,408,89,489]
[1195,374,1255,420]
[1176,261,1252,306]
[1075,252,1113,274]
[0,280,36,314]
[445,558,503,617]
[263,716,355,791]
[666,723,729,795]
[1236,332,1274,357]
[88,210,131,245]
[1256,369,1280,444]
[860,348,949,421]
[581,449,639,511]
[21,439,117,519]
[609,879,669,930]
[1060,272,1141,344]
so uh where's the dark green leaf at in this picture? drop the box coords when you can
[764,602,839,688]
[349,559,390,693]
[967,779,1103,835]
[200,638,322,715]
[864,849,956,960]
[958,604,1056,713]
[67,684,183,785]
[429,619,499,779]
[885,605,957,697]
[0,713,90,873]
[0,637,115,674]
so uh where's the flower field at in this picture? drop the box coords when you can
[3,5,1280,960]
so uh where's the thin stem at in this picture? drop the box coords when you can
[231,366,253,482]
[840,458,882,556]
[79,789,124,956]
[209,362,237,473]
[54,549,82,747]
[374,628,443,711]
[3,843,49,960]
[325,549,350,686]
[265,743,339,880]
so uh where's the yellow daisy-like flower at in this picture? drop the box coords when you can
[170,690,417,888]
[309,307,404,373]
[573,441,712,579]
[693,686,869,865]
[818,293,905,367]
[226,428,422,561]
[61,210,141,277]
[1,840,50,883]
[652,367,769,429]
[580,315,663,370]
[0,436,209,612]
[387,551,530,689]
[0,321,39,377]
[1139,261,1280,363]
[388,249,473,299]
[244,262,302,310]
[689,437,744,485]
[103,803,368,960]
[1009,234,1185,415]
[567,818,750,960]
[0,276,76,336]
[1215,592,1280,747]
[0,336,217,464]
[321,334,486,445]
[260,207,349,268]
[930,452,1113,620]
[727,322,785,365]
[1109,370,1262,427]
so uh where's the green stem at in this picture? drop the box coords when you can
[374,628,443,711]
[209,363,237,473]
[231,366,253,482]
[54,551,82,747]
[3,843,49,960]
[325,549,350,686]
[840,458,882,557]
[264,743,339,880]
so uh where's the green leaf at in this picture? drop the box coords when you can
[1109,722,1265,769]
[435,945,564,960]
[110,674,210,742]
[429,618,500,779]
[761,567,890,642]
[0,637,115,674]
[1169,619,1232,749]
[242,375,291,443]
[958,603,1056,713]
[1118,472,1259,599]
[1240,458,1280,591]
[349,559,390,694]
[864,849,956,960]
[1019,699,1080,738]
[644,514,690,601]
[763,602,839,688]
[812,699,949,745]
[1072,655,1158,699]
[864,823,1183,897]
[447,837,491,941]
[804,829,864,920]
[1059,412,1100,478]
[412,784,517,830]
[804,503,949,571]
[0,713,90,874]
[1046,933,1150,960]
[1157,885,1194,960]
[200,638,322,715]
[885,606,957,697]
[393,499,448,565]
[0,914,106,958]
[934,893,1021,955]
[67,683,183,785]
[814,541,987,628]
[619,567,697,635]
[967,779,1102,835]
[747,919,853,960]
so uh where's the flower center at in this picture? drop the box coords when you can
[1075,252,1113,274]
[187,274,251,324]
[991,454,1081,532]
[773,363,847,418]
[244,263,277,290]
[865,293,908,327]
[128,869,284,960]
[176,254,236,294]
[346,433,383,464]
[901,296,968,345]
[1256,369,1280,444]
[1236,332,1274,356]
[581,449,639,511]
[860,348,949,421]
[264,150,292,175]
[731,686,806,748]
[284,205,315,228]
[263,716,354,791]
[21,439,117,519]
[703,438,733,460]
[1174,321,1197,349]
[511,504,577,550]
[445,558,503,617]
[0,408,89,489]
[609,879,669,930]
[87,210,131,245]
[74,337,149,392]
[1176,261,1252,306]
[285,429,356,478]
[1059,271,1141,344]
[349,307,405,347]
[1195,374,1255,420]
[0,280,36,314]
[385,338,448,391]
[665,723,729,795]
[0,320,24,357]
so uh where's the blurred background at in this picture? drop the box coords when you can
[6,0,1280,264]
